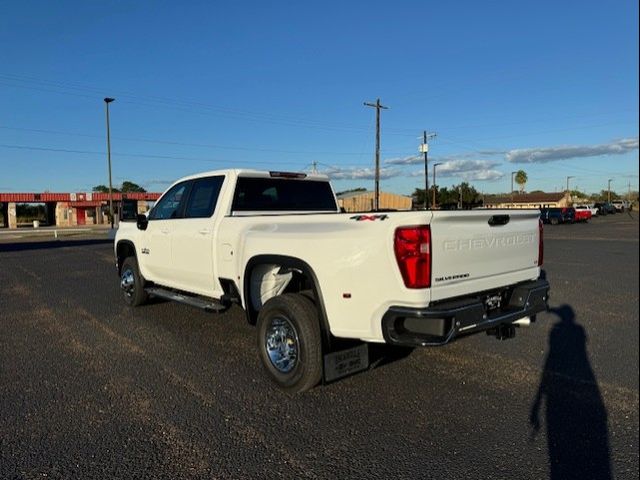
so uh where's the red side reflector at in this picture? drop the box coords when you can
[394,226,431,289]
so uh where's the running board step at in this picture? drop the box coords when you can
[145,287,227,312]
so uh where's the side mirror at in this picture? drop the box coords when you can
[136,214,149,231]
[120,199,139,221]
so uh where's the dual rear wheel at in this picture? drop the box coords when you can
[120,256,323,393]
[257,294,323,393]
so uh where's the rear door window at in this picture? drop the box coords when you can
[184,176,225,218]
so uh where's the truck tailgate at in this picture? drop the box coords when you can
[429,209,541,301]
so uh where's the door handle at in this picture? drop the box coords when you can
[488,215,510,226]
[160,228,170,234]
[198,228,212,235]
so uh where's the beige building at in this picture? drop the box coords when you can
[484,192,572,209]
[337,191,412,212]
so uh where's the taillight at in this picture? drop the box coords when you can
[394,226,431,289]
[538,218,544,266]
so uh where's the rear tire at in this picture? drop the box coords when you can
[257,293,323,393]
[120,257,148,307]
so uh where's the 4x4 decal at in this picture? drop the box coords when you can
[349,214,389,221]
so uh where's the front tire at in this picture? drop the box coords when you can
[257,293,323,393]
[120,257,148,307]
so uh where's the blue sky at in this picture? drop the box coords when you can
[1,0,638,195]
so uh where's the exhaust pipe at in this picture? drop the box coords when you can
[513,316,531,327]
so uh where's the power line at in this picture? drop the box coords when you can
[0,73,422,137]
[3,72,637,137]
[0,143,334,167]
[431,108,639,132]
[0,73,384,134]
[0,125,389,157]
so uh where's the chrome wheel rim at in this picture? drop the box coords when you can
[120,269,135,297]
[265,316,299,373]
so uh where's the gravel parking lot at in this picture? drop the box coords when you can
[1,213,638,480]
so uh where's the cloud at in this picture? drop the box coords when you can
[384,155,421,165]
[433,159,501,174]
[144,179,175,186]
[460,169,504,181]
[410,159,505,182]
[321,166,402,180]
[385,154,469,166]
[506,138,639,163]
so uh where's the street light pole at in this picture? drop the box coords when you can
[566,175,574,193]
[433,162,443,209]
[104,97,116,229]
[608,178,613,203]
[511,171,517,208]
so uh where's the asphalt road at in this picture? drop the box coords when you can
[1,213,638,479]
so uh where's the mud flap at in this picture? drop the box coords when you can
[323,344,369,383]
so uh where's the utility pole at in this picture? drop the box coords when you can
[608,179,613,203]
[104,97,115,229]
[511,171,517,208]
[364,98,388,211]
[458,185,463,210]
[433,162,443,208]
[420,131,437,209]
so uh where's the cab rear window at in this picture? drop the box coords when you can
[232,177,337,212]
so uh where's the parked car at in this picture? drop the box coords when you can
[540,208,558,225]
[540,207,564,225]
[561,207,576,223]
[540,207,576,225]
[611,200,629,212]
[576,204,599,216]
[574,205,593,222]
[593,202,617,215]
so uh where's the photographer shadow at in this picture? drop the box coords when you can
[530,305,612,480]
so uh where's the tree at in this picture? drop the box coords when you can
[336,187,367,196]
[92,180,146,193]
[569,189,587,199]
[412,182,481,209]
[515,170,528,193]
[447,182,481,208]
[121,181,146,193]
[586,190,620,202]
[92,185,114,193]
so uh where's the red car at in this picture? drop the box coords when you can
[573,205,592,222]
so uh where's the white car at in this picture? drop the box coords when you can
[576,204,598,216]
[611,200,629,212]
[114,169,549,392]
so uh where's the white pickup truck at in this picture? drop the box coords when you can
[114,169,549,392]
